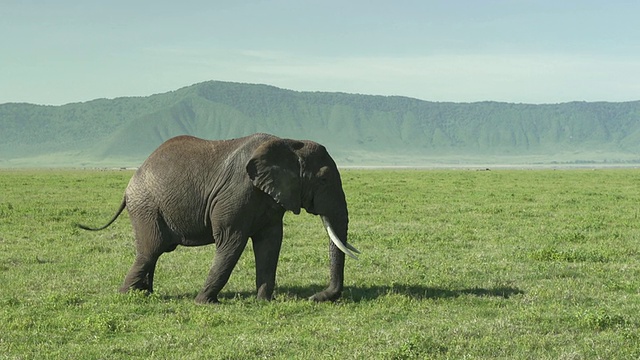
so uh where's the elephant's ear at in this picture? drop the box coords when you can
[246,139,304,214]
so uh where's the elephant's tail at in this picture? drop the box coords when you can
[76,197,127,231]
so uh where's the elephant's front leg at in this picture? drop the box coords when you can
[195,230,248,304]
[251,224,283,300]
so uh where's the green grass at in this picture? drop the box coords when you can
[2,168,640,358]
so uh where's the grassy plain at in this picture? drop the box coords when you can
[2,168,640,359]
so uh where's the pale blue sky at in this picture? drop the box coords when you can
[2,0,638,105]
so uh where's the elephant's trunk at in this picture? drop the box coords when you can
[310,215,359,302]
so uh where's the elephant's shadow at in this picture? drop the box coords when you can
[276,284,525,302]
[171,283,524,302]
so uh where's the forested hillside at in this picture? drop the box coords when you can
[1,81,639,167]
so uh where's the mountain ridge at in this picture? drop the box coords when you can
[1,81,639,167]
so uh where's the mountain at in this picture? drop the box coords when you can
[1,81,640,167]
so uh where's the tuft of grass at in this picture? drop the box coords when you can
[578,309,629,331]
[530,247,611,263]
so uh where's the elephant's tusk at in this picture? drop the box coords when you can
[345,242,361,254]
[325,223,359,260]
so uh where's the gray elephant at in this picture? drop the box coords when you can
[78,133,359,303]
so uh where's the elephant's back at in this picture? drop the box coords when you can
[143,134,278,165]
[138,136,230,173]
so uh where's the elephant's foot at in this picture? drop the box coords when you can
[309,287,342,302]
[119,278,152,294]
[256,283,275,301]
[119,288,152,299]
[195,293,220,304]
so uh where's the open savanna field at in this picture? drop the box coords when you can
[2,168,640,359]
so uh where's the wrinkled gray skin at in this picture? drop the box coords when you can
[78,133,358,303]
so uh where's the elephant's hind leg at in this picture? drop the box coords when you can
[121,215,172,294]
[120,254,160,293]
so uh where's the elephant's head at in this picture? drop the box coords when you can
[246,137,359,301]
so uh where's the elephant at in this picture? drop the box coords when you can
[77,133,359,303]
